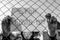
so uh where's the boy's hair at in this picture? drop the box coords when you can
[2,16,12,27]
[45,13,51,19]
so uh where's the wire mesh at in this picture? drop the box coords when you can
[0,0,60,33]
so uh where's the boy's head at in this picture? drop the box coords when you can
[45,13,51,20]
[2,16,12,27]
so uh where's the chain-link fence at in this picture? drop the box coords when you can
[0,0,60,33]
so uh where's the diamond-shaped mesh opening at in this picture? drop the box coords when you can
[0,0,60,33]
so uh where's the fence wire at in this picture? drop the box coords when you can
[0,0,60,32]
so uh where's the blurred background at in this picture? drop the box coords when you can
[0,0,60,34]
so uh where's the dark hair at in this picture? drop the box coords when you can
[2,16,12,27]
[45,13,51,19]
